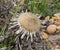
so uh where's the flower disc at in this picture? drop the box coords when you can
[18,12,41,32]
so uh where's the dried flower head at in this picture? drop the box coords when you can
[18,12,41,32]
[9,12,41,42]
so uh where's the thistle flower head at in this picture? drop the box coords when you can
[18,12,41,32]
[9,12,41,42]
